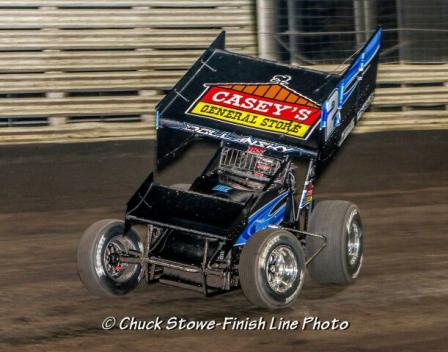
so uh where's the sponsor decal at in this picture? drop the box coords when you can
[161,119,316,156]
[338,119,355,147]
[357,93,374,121]
[212,184,232,193]
[247,146,265,154]
[186,77,321,139]
[299,182,314,209]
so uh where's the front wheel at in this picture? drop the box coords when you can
[306,201,363,284]
[77,219,143,297]
[239,229,306,309]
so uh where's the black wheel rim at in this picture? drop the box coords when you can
[96,235,139,283]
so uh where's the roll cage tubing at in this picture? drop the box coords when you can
[200,141,315,228]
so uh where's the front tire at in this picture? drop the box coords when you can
[239,229,306,309]
[77,219,143,297]
[306,201,363,284]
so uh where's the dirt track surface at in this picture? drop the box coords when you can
[1,131,448,351]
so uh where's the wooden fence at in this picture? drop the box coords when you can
[0,0,256,131]
[0,1,447,143]
[363,64,448,132]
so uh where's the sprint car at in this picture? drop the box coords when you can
[77,28,382,309]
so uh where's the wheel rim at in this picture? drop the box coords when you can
[99,236,139,282]
[347,219,362,268]
[265,245,298,293]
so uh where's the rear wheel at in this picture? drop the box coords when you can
[77,219,143,297]
[306,201,363,284]
[239,229,306,309]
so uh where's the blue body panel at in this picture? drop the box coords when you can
[235,191,289,245]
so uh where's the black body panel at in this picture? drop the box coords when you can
[126,175,250,239]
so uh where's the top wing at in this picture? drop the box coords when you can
[155,29,382,167]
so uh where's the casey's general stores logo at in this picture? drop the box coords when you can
[186,76,321,139]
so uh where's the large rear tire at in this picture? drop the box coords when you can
[239,229,306,309]
[77,219,143,297]
[306,201,363,284]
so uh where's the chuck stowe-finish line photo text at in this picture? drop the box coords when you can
[101,316,351,332]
